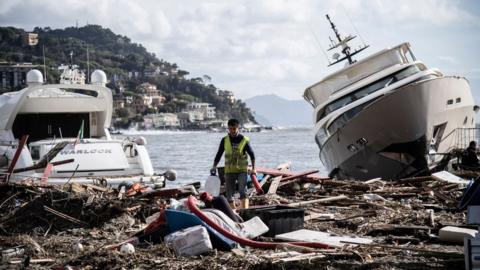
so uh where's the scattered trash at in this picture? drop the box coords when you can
[0,165,470,269]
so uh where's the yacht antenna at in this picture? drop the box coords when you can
[342,6,368,48]
[69,51,73,68]
[308,24,331,65]
[86,46,90,83]
[325,14,369,67]
[42,45,47,82]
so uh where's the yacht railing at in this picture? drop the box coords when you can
[452,127,480,150]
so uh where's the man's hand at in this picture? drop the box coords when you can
[251,167,257,175]
[210,166,217,176]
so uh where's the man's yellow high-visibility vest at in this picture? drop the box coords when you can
[224,135,249,173]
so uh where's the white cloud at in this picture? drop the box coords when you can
[337,0,478,26]
[438,56,459,66]
[0,0,479,101]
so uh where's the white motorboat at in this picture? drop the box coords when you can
[303,15,477,180]
[0,68,174,186]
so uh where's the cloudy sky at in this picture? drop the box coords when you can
[1,0,479,102]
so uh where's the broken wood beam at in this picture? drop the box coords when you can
[278,170,320,187]
[43,205,89,226]
[267,176,282,194]
[4,135,28,183]
[280,170,319,182]
[257,167,329,181]
[287,195,348,207]
[395,175,434,184]
[340,240,463,257]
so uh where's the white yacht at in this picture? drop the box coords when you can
[303,15,477,180]
[0,68,173,186]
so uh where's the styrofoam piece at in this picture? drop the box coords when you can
[431,171,469,185]
[275,229,373,248]
[439,226,478,244]
[363,193,387,201]
[164,225,212,256]
[240,216,269,239]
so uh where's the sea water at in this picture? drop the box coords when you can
[119,128,327,186]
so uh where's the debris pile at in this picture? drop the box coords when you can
[0,168,472,269]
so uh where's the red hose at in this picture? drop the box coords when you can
[187,196,330,249]
[251,173,264,195]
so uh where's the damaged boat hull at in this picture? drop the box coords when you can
[318,76,475,180]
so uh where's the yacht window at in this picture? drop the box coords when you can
[431,122,447,151]
[405,47,416,62]
[319,65,421,120]
[447,99,453,105]
[464,116,468,125]
[327,96,380,134]
[315,128,329,148]
[456,97,461,103]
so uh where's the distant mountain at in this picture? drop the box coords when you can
[245,94,313,127]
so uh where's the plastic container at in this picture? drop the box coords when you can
[164,225,212,257]
[204,175,221,196]
[239,205,304,237]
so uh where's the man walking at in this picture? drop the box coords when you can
[211,119,256,209]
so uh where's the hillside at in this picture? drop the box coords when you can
[0,25,254,123]
[245,94,313,127]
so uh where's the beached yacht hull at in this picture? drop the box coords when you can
[318,76,475,180]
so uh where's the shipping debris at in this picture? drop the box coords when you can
[0,167,473,270]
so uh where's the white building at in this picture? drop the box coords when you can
[144,113,180,129]
[58,65,86,84]
[218,90,235,104]
[186,102,216,119]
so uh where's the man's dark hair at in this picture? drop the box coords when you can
[227,119,240,127]
[470,141,477,147]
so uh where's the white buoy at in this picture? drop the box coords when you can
[72,242,84,252]
[120,243,135,254]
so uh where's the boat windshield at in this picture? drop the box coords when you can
[318,65,421,121]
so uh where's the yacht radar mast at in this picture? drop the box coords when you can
[326,14,369,67]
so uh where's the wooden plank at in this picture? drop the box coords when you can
[274,253,325,263]
[280,170,319,182]
[340,240,463,257]
[287,195,348,207]
[4,135,28,182]
[275,229,373,248]
[278,170,320,187]
[369,224,431,232]
[40,163,54,183]
[267,176,282,194]
[304,213,335,221]
[257,167,328,180]
[83,183,110,193]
